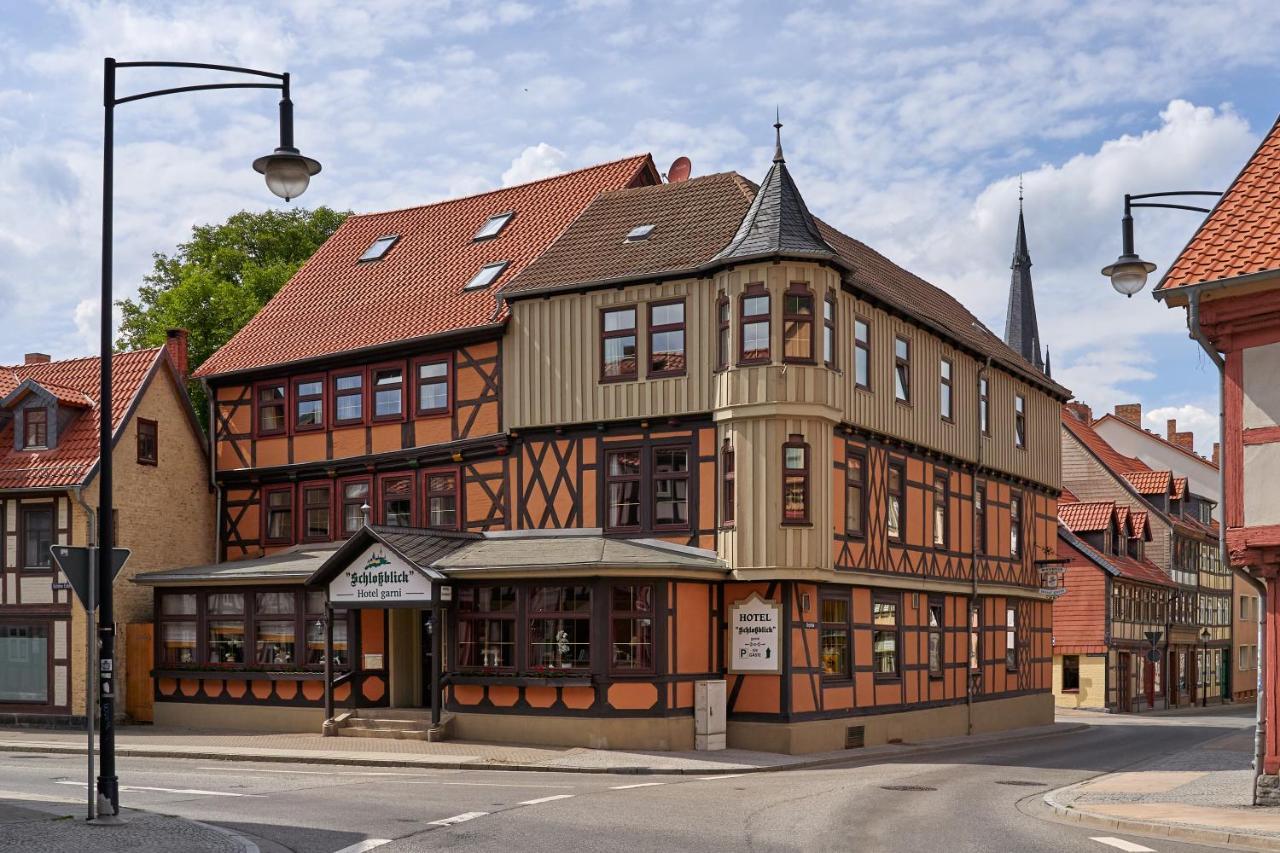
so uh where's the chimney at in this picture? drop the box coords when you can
[1172,431,1194,452]
[1213,442,1221,466]
[23,353,50,365]
[1114,403,1142,427]
[165,329,189,382]
[1064,401,1093,423]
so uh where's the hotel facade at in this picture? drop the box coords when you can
[134,134,1068,753]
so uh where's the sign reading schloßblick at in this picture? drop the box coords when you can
[729,593,781,673]
[329,544,433,606]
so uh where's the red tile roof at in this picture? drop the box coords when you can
[1159,116,1280,291]
[1114,504,1131,535]
[1062,407,1148,474]
[1059,501,1116,533]
[195,155,659,378]
[0,349,163,490]
[1131,510,1150,540]
[1059,487,1080,504]
[1057,526,1175,588]
[1172,476,1188,501]
[1110,553,1178,587]
[1123,469,1172,495]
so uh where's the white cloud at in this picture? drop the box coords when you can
[1145,404,1220,455]
[501,143,568,186]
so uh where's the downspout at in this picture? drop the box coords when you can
[970,356,992,735]
[202,379,221,564]
[1188,290,1267,804]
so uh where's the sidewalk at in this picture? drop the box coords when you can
[0,720,1085,775]
[1045,726,1280,851]
[0,797,254,852]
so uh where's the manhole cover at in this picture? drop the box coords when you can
[995,780,1047,787]
[879,784,937,792]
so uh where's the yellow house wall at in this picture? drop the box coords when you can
[1053,653,1107,709]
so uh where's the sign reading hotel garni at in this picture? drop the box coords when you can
[728,593,781,673]
[329,544,433,606]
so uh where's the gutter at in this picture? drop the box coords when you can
[1153,267,1280,304]
[970,356,992,735]
[202,378,220,564]
[1187,288,1268,804]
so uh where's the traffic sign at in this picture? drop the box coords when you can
[1147,649,1162,663]
[49,546,130,611]
[1144,630,1163,646]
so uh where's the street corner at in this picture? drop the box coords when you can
[0,797,257,853]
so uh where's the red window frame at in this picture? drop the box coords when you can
[299,481,334,543]
[292,374,326,432]
[738,283,771,365]
[975,480,987,555]
[330,368,367,427]
[846,451,866,538]
[647,298,686,378]
[253,381,287,437]
[887,461,906,542]
[721,439,735,528]
[782,282,815,364]
[338,475,372,536]
[651,444,691,532]
[22,407,49,449]
[854,316,871,390]
[1014,394,1027,450]
[136,417,158,465]
[603,446,644,533]
[894,335,911,404]
[782,433,810,525]
[609,582,656,674]
[823,292,837,367]
[1010,493,1023,559]
[377,472,416,527]
[979,376,990,436]
[933,473,949,548]
[414,355,453,417]
[939,358,954,422]
[262,485,294,546]
[423,468,460,531]
[369,361,407,423]
[600,305,639,383]
[716,292,730,370]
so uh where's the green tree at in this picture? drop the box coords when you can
[117,206,349,424]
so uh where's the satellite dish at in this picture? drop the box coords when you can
[667,156,691,184]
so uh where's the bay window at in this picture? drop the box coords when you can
[611,584,654,673]
[721,440,735,527]
[782,284,815,362]
[739,284,771,363]
[528,585,592,670]
[305,591,348,667]
[457,586,517,670]
[601,306,638,381]
[782,434,810,524]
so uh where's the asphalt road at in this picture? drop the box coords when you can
[0,708,1255,853]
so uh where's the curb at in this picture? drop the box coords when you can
[1042,785,1280,852]
[190,818,262,853]
[0,722,1089,776]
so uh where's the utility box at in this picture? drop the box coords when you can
[695,679,726,751]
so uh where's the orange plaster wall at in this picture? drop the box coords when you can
[292,431,326,464]
[488,685,519,707]
[369,423,401,454]
[453,685,484,706]
[361,610,385,657]
[525,686,557,708]
[414,417,451,447]
[608,682,658,711]
[562,686,594,709]
[331,427,365,460]
[675,583,711,674]
[256,437,288,468]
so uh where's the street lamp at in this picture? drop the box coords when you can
[1101,192,1221,297]
[1200,626,1212,708]
[95,58,320,821]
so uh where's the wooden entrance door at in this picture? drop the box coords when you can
[1143,654,1156,708]
[125,623,154,723]
[1117,652,1131,712]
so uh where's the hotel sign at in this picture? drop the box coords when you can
[729,593,781,674]
[329,544,434,606]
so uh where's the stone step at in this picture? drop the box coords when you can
[350,708,437,722]
[344,717,433,732]
[336,725,432,741]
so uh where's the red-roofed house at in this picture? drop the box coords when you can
[0,338,212,725]
[1059,404,1230,709]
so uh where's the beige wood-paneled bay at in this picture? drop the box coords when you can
[506,260,1061,490]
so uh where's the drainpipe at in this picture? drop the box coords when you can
[202,379,221,563]
[1187,290,1267,804]
[969,356,992,735]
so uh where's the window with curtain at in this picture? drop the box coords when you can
[257,383,286,435]
[264,489,293,544]
[1010,494,1022,558]
[305,590,349,667]
[206,593,245,664]
[21,506,53,570]
[721,441,735,527]
[255,592,296,665]
[933,475,948,548]
[528,585,592,670]
[302,485,331,541]
[820,594,851,680]
[887,463,904,542]
[873,596,899,677]
[1005,606,1018,670]
[782,285,814,362]
[846,453,865,537]
[381,476,413,527]
[158,593,197,665]
[611,584,654,673]
[782,435,810,524]
[426,472,458,530]
[341,480,370,535]
[605,449,642,531]
[457,586,517,669]
[928,600,944,677]
[22,407,48,448]
[653,447,689,528]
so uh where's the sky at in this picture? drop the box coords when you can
[2,0,1278,456]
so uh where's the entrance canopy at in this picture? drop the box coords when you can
[307,526,476,608]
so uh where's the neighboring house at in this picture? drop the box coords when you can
[1093,403,1258,702]
[1053,489,1176,711]
[1154,113,1280,801]
[1059,403,1230,708]
[0,334,213,725]
[134,135,1069,753]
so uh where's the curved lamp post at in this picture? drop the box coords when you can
[1101,191,1220,297]
[95,58,320,821]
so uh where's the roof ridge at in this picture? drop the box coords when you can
[1,346,162,373]
[1092,413,1219,469]
[346,153,653,221]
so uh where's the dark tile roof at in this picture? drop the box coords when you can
[711,157,837,264]
[1004,209,1044,372]
[195,155,659,378]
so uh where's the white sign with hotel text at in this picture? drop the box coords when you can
[729,593,781,673]
[329,544,433,605]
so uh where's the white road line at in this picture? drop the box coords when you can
[517,794,575,805]
[610,782,666,790]
[196,766,574,789]
[331,840,392,853]
[55,780,264,798]
[697,773,749,781]
[429,811,489,826]
[1090,838,1156,853]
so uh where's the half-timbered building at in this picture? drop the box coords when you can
[134,131,1068,752]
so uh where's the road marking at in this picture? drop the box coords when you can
[429,811,489,826]
[196,766,574,788]
[517,794,575,805]
[55,780,264,798]
[610,782,666,790]
[697,773,749,781]
[1090,838,1156,852]
[332,841,392,853]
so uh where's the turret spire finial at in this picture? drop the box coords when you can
[1018,174,1024,211]
[773,107,784,164]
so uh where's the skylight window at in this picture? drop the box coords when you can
[624,224,655,243]
[464,260,509,291]
[359,234,399,262]
[473,211,515,241]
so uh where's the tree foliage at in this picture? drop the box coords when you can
[116,206,349,422]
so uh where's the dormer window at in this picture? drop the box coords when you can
[23,408,48,449]
[359,234,399,262]
[473,212,514,241]
[464,260,508,291]
[624,224,655,242]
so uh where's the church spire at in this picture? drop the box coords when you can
[1004,180,1045,373]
